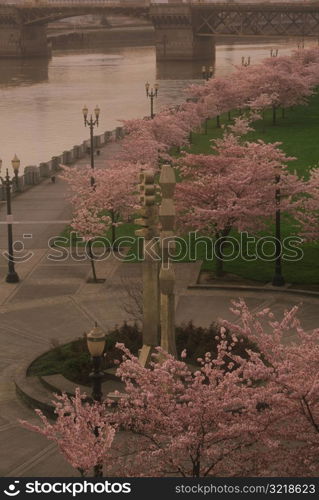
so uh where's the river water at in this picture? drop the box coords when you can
[0,37,311,173]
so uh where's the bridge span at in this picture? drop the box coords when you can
[1,1,319,59]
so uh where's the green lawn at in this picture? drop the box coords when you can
[60,94,319,285]
[179,94,319,285]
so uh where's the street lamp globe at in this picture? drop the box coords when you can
[145,81,150,95]
[11,154,20,173]
[87,322,106,357]
[94,105,100,120]
[82,105,88,120]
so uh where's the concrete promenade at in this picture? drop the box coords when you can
[0,143,318,477]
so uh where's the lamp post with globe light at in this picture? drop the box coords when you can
[145,82,159,119]
[87,322,106,477]
[82,105,100,187]
[0,156,20,283]
[12,154,21,192]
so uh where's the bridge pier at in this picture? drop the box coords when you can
[151,5,214,62]
[154,28,214,62]
[0,25,50,58]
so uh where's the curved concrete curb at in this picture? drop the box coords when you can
[15,360,124,418]
[15,362,55,418]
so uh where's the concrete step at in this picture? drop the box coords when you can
[15,368,55,418]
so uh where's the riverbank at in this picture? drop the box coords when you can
[0,125,124,203]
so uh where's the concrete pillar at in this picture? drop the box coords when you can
[159,267,176,356]
[115,126,124,140]
[135,170,161,363]
[142,234,160,347]
[151,5,214,61]
[154,27,213,61]
[72,145,80,160]
[93,136,99,149]
[159,164,177,356]
[24,166,40,185]
[77,144,85,158]
[0,25,50,59]
[104,131,112,143]
[83,140,89,155]
[62,150,72,165]
[39,162,50,178]
[57,154,64,167]
[51,157,58,172]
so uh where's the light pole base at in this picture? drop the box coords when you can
[6,271,20,283]
[272,274,285,287]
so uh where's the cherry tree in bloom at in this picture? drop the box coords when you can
[63,163,137,245]
[175,119,303,275]
[108,343,279,477]
[108,300,319,477]
[120,102,205,165]
[19,389,115,477]
[247,93,279,130]
[243,61,313,124]
[203,77,242,127]
[19,304,319,477]
[221,300,319,476]
[120,118,166,167]
[62,163,137,280]
[295,166,319,241]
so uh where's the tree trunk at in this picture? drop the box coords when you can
[88,240,97,282]
[272,105,277,125]
[216,114,221,128]
[215,235,224,277]
[281,107,285,119]
[204,117,208,135]
[193,461,201,478]
[189,131,192,144]
[111,210,116,247]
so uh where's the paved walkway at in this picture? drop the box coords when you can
[0,141,318,477]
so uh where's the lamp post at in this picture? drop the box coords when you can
[272,167,285,287]
[270,48,279,58]
[82,105,100,187]
[241,56,251,67]
[87,322,106,477]
[12,154,21,192]
[201,65,213,81]
[0,157,20,283]
[145,82,159,119]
